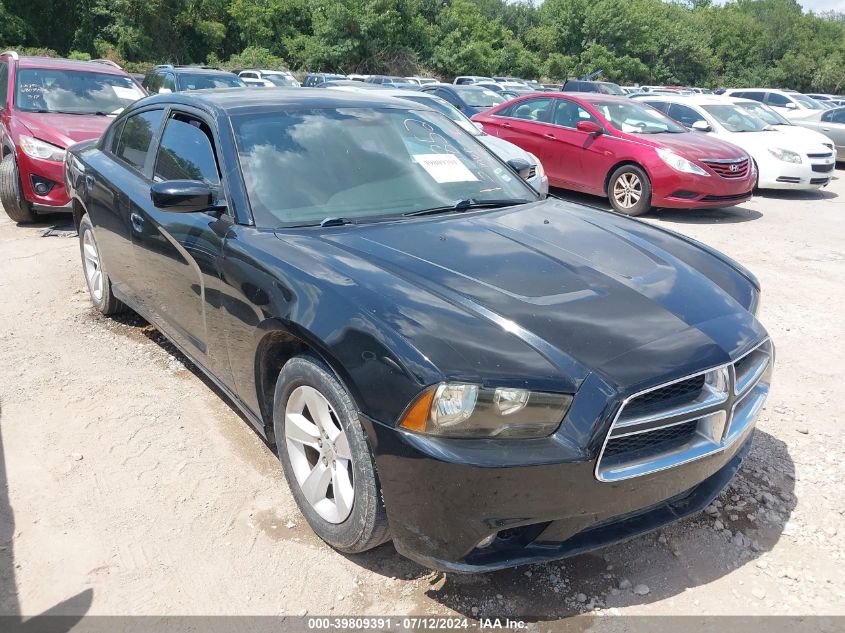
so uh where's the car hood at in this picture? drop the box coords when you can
[15,111,112,148]
[712,129,831,155]
[275,199,765,391]
[627,131,748,160]
[773,124,835,147]
[477,134,532,162]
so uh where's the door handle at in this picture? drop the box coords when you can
[500,122,512,128]
[130,212,144,233]
[822,127,831,131]
[544,133,556,140]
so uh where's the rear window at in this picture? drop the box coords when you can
[177,73,245,91]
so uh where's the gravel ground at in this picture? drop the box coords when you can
[0,175,843,626]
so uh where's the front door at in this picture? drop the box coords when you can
[128,107,234,385]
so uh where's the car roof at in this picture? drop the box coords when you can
[636,94,734,106]
[14,56,127,75]
[135,87,429,116]
[554,92,632,104]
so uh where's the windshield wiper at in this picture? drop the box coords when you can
[319,216,354,227]
[404,198,530,217]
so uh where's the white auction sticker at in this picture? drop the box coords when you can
[413,154,478,183]
[112,86,140,99]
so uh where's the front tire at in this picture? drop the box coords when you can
[608,164,652,216]
[273,355,389,553]
[0,155,36,223]
[78,214,126,315]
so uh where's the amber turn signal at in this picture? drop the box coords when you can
[398,387,436,433]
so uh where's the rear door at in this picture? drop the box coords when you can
[818,109,845,157]
[128,106,234,384]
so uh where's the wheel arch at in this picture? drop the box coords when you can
[253,320,364,443]
[603,160,651,197]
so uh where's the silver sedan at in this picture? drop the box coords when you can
[793,107,845,161]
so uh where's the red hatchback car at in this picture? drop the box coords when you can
[0,51,145,223]
[472,93,756,215]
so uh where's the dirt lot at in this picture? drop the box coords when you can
[0,175,843,626]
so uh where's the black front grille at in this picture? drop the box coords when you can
[812,163,834,173]
[623,374,706,418]
[603,420,699,458]
[810,177,830,185]
[700,192,752,203]
[807,152,834,159]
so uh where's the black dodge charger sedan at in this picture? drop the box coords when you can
[65,88,773,572]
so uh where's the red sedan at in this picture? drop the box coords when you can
[472,93,756,215]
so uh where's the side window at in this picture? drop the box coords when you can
[106,118,127,154]
[161,74,176,93]
[0,62,8,107]
[646,100,670,112]
[552,99,597,128]
[143,72,162,94]
[436,89,460,107]
[115,109,164,172]
[241,72,256,79]
[668,103,705,127]
[823,108,845,124]
[509,97,554,123]
[153,113,220,191]
[766,92,790,107]
[743,91,766,102]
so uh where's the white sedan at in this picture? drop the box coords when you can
[634,94,836,190]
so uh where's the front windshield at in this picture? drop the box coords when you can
[701,105,769,132]
[15,68,144,114]
[737,102,789,126]
[233,107,537,227]
[597,82,625,96]
[179,73,245,90]
[396,95,481,135]
[589,100,687,133]
[791,93,825,110]
[452,86,506,108]
[266,75,298,87]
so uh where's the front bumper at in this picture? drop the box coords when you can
[363,416,753,572]
[649,162,755,209]
[757,152,835,190]
[16,151,72,210]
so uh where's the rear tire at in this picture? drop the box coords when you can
[273,354,390,554]
[608,164,652,216]
[78,214,126,315]
[0,155,36,223]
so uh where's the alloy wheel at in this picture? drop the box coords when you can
[612,172,642,210]
[284,385,355,523]
[82,229,104,303]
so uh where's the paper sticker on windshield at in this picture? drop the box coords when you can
[413,154,478,183]
[112,86,139,99]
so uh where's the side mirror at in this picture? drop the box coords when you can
[150,180,213,213]
[691,120,711,131]
[576,120,603,134]
[474,121,484,131]
[785,102,798,110]
[507,158,532,180]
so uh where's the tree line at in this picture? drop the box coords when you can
[2,0,845,92]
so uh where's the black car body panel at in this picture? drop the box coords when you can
[65,89,771,571]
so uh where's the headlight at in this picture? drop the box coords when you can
[399,382,572,438]
[19,135,66,162]
[768,147,802,163]
[656,148,709,176]
[525,152,545,178]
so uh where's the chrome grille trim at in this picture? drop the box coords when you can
[595,338,772,482]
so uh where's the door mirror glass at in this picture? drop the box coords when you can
[506,158,532,180]
[576,120,603,134]
[691,120,711,131]
[150,180,213,212]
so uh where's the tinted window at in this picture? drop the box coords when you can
[435,88,460,107]
[554,99,600,127]
[766,92,790,107]
[451,86,505,108]
[177,73,244,91]
[510,97,554,122]
[667,103,706,127]
[822,108,845,124]
[645,100,670,112]
[0,62,7,106]
[740,91,766,102]
[115,109,164,171]
[154,114,220,187]
[162,74,176,93]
